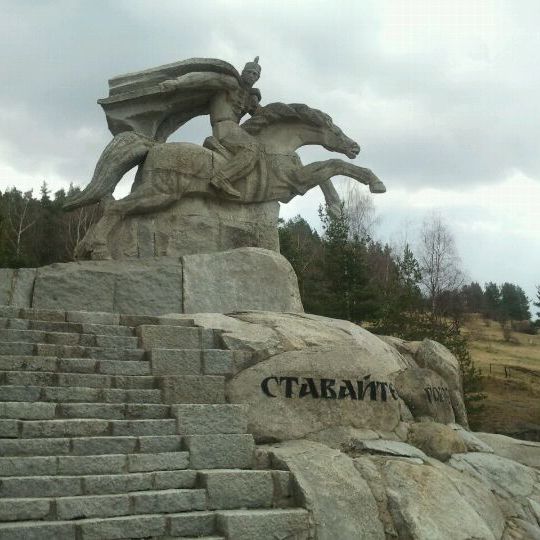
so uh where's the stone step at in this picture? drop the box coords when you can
[171,404,248,435]
[0,469,196,497]
[0,370,156,389]
[0,341,146,360]
[0,357,151,375]
[0,328,139,348]
[161,537,224,540]
[0,435,183,457]
[150,349,233,377]
[0,401,171,420]
[137,325,221,350]
[119,314,196,328]
[6,418,178,439]
[0,372,226,401]
[0,488,207,522]
[160,510,216,538]
[215,508,311,540]
[0,385,161,403]
[199,469,292,510]
[0,512,219,540]
[0,487,206,524]
[0,317,135,336]
[0,305,198,327]
[185,434,255,469]
[0,451,189,476]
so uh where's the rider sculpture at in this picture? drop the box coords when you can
[159,56,262,199]
[63,57,385,259]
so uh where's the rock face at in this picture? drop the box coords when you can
[407,422,467,461]
[0,248,302,315]
[162,311,465,442]
[228,345,403,441]
[182,248,302,314]
[415,339,468,427]
[0,304,538,538]
[393,367,455,424]
[78,198,280,260]
[171,309,540,538]
[268,441,386,539]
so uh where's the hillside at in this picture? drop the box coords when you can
[462,314,540,438]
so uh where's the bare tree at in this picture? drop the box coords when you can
[64,203,102,260]
[417,213,464,316]
[343,181,380,241]
[6,189,37,259]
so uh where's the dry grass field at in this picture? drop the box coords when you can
[462,314,540,437]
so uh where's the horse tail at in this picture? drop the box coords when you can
[63,131,154,211]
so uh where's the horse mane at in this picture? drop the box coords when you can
[242,102,334,135]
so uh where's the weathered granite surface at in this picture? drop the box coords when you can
[164,311,467,442]
[77,198,280,260]
[0,248,302,315]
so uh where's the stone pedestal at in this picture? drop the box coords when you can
[78,198,280,260]
[0,248,302,315]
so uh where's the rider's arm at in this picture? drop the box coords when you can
[159,72,239,92]
[247,89,262,115]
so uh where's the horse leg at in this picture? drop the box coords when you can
[319,180,342,218]
[295,159,386,197]
[109,190,178,216]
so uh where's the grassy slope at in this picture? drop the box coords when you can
[462,314,540,435]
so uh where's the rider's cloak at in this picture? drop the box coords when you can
[98,58,253,142]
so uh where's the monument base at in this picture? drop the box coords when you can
[0,248,302,315]
[77,198,280,260]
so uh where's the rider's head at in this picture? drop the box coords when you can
[241,56,261,86]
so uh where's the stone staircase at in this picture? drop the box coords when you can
[0,306,311,540]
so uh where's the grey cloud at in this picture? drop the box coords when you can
[1,0,540,196]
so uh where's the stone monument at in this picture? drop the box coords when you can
[63,57,385,260]
[0,58,538,540]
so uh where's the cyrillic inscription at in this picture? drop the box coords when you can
[424,385,450,403]
[261,375,399,402]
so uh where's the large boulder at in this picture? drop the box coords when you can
[168,311,464,443]
[182,248,302,314]
[407,422,467,461]
[474,432,540,469]
[382,458,505,539]
[414,339,468,427]
[449,452,540,527]
[227,345,403,441]
[393,367,455,423]
[267,440,386,540]
[215,312,412,442]
[260,439,512,540]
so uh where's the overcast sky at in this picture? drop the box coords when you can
[1,0,539,308]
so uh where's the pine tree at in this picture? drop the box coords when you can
[318,203,375,322]
[461,282,484,313]
[500,282,531,321]
[278,216,325,313]
[483,282,501,320]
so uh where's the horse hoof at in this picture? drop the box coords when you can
[370,182,386,194]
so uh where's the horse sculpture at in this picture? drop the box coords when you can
[66,103,385,259]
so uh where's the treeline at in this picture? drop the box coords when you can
[0,183,101,268]
[279,197,537,417]
[462,282,533,327]
[280,210,538,329]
